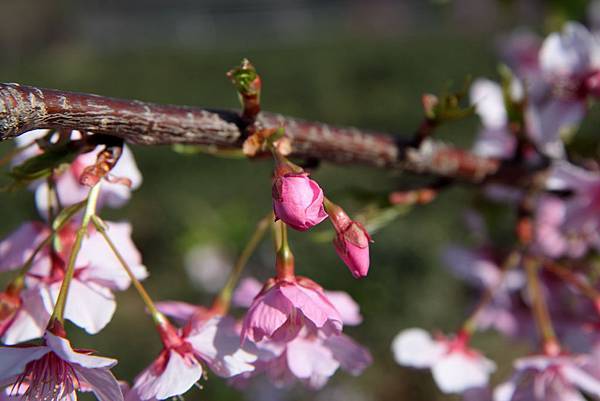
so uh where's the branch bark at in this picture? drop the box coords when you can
[0,83,504,182]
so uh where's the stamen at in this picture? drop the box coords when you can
[14,352,80,401]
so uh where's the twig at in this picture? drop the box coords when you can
[0,83,524,182]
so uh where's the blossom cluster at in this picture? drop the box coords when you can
[0,124,373,400]
[392,20,600,400]
[4,15,600,401]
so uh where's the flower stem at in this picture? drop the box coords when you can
[49,183,101,325]
[275,220,295,280]
[92,216,166,326]
[213,213,272,314]
[525,256,560,356]
[461,249,521,335]
[543,260,600,301]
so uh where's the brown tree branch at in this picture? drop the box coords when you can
[0,83,506,182]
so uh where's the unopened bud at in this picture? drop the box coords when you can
[272,173,328,231]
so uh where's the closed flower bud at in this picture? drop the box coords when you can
[326,200,371,279]
[272,173,328,231]
[334,221,371,278]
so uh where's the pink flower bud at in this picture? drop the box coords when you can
[272,173,328,231]
[333,221,371,278]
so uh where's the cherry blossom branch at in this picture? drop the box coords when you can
[0,83,510,183]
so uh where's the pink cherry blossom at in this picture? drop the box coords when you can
[442,245,526,336]
[539,22,600,80]
[249,330,372,390]
[392,328,496,394]
[153,303,259,378]
[241,276,343,343]
[0,331,123,401]
[131,316,256,401]
[544,161,600,253]
[14,129,142,219]
[272,173,328,231]
[524,22,600,158]
[0,220,147,343]
[494,354,600,401]
[234,277,362,327]
[470,78,517,159]
[533,195,589,259]
[232,282,370,390]
[442,245,525,291]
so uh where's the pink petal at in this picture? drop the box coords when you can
[562,364,600,396]
[473,127,516,159]
[323,291,362,326]
[232,277,263,308]
[494,381,517,401]
[539,22,593,77]
[286,337,339,389]
[442,245,502,289]
[12,129,48,168]
[14,129,49,148]
[155,301,202,325]
[525,100,585,158]
[186,316,256,377]
[242,289,293,342]
[35,172,88,220]
[0,345,50,381]
[546,161,600,193]
[470,79,508,129]
[431,352,496,394]
[0,222,49,272]
[324,334,372,375]
[391,328,442,368]
[2,288,50,345]
[45,331,117,369]
[280,283,342,334]
[46,280,116,335]
[264,353,296,388]
[78,222,147,291]
[463,387,493,401]
[74,365,124,401]
[132,350,202,401]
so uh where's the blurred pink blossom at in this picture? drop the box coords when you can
[392,328,496,394]
[495,354,600,401]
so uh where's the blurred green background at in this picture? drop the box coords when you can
[0,1,596,400]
